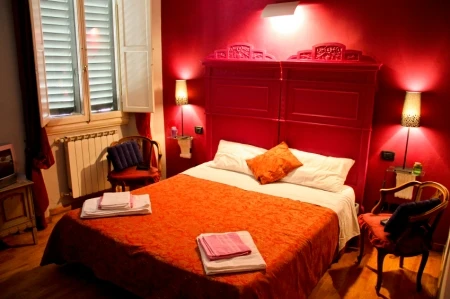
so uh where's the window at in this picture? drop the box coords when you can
[40,0,118,117]
[29,0,154,129]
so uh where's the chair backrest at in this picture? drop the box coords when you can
[408,181,449,236]
[374,181,449,243]
[110,136,162,172]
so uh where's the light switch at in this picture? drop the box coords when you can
[381,151,395,161]
[194,126,203,134]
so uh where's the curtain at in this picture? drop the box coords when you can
[12,0,55,230]
[135,113,151,139]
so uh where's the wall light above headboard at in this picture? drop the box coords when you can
[261,1,299,18]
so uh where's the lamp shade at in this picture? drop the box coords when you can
[175,80,188,105]
[401,91,421,127]
[261,1,299,18]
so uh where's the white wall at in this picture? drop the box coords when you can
[0,0,26,174]
[150,0,166,179]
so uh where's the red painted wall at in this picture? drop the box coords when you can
[161,0,450,244]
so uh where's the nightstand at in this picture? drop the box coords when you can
[0,179,37,244]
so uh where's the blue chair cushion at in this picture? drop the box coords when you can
[107,141,144,171]
[384,198,441,238]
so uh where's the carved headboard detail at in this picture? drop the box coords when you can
[287,42,374,62]
[206,43,276,60]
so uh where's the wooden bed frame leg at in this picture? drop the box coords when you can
[399,256,404,268]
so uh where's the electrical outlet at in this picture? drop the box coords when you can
[194,126,203,134]
[381,151,395,161]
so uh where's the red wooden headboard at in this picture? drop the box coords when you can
[203,43,381,203]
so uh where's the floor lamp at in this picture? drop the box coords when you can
[400,91,421,170]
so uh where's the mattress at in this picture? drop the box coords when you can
[41,164,350,298]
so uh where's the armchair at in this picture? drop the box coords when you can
[107,136,162,192]
[357,181,449,294]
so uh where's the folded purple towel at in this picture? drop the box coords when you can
[198,232,252,261]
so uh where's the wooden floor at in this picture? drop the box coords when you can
[0,213,443,299]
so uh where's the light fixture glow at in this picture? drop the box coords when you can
[175,80,188,137]
[400,91,421,169]
[401,91,421,127]
[175,80,188,106]
[269,6,303,34]
[261,1,299,18]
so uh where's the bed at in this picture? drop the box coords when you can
[42,43,381,298]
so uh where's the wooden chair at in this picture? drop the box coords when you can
[357,181,449,293]
[107,136,162,192]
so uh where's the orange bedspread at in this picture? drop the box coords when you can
[42,174,339,299]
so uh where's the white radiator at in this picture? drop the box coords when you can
[60,130,119,198]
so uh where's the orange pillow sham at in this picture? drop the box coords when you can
[246,142,303,185]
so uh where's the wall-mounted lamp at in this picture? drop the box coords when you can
[175,80,188,136]
[400,91,421,169]
[261,1,299,18]
[175,79,192,159]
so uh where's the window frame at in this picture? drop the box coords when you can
[29,0,154,133]
[45,0,122,128]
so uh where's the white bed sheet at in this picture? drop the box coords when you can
[183,162,360,251]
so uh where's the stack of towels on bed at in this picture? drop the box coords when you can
[197,231,266,275]
[80,191,151,219]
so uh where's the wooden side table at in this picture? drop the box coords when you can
[0,179,37,244]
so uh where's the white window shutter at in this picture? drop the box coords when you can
[29,0,51,127]
[117,0,153,113]
[84,0,118,113]
[40,0,82,117]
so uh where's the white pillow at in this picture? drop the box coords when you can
[210,140,266,175]
[282,148,355,192]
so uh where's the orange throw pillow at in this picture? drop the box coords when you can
[246,142,303,185]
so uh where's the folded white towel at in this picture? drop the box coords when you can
[100,191,132,209]
[197,231,266,275]
[395,172,416,200]
[81,194,151,219]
